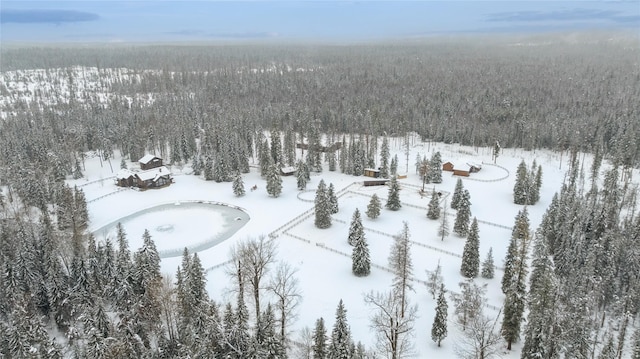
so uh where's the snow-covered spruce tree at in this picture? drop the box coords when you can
[213,155,230,183]
[428,151,443,183]
[501,210,530,350]
[204,154,214,180]
[427,189,441,220]
[259,138,272,177]
[351,214,370,277]
[327,149,337,171]
[328,183,339,214]
[513,160,529,205]
[270,129,282,166]
[366,193,381,219]
[481,248,495,279]
[283,128,296,166]
[380,136,390,179]
[426,261,444,300]
[451,178,464,209]
[328,300,353,359]
[631,327,640,359]
[296,159,308,190]
[453,189,471,237]
[313,317,328,359]
[390,154,398,176]
[266,163,283,198]
[386,176,402,211]
[232,172,245,197]
[315,179,332,229]
[348,209,364,246]
[502,208,530,294]
[493,140,501,163]
[521,233,559,359]
[254,304,286,358]
[460,218,480,278]
[431,284,448,347]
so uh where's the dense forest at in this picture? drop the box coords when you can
[1,34,640,358]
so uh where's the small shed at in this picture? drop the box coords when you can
[364,168,381,178]
[139,154,163,171]
[280,166,296,176]
[364,180,388,187]
[442,162,454,172]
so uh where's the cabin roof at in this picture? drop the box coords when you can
[138,154,160,164]
[135,166,171,181]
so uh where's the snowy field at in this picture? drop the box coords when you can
[74,137,635,358]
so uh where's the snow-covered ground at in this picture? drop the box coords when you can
[74,138,629,358]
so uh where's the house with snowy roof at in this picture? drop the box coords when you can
[115,155,173,189]
[442,160,482,177]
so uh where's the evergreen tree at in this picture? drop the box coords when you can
[266,163,283,198]
[431,284,448,347]
[328,183,339,214]
[233,171,245,197]
[427,189,441,220]
[366,193,381,219]
[312,317,328,359]
[460,218,480,278]
[386,176,402,211]
[390,154,398,176]
[327,150,337,172]
[598,334,616,359]
[203,154,214,180]
[521,234,558,359]
[270,130,283,166]
[351,211,370,277]
[513,160,529,205]
[501,210,530,351]
[453,189,471,237]
[451,178,464,210]
[348,209,364,246]
[428,151,443,183]
[380,136,390,179]
[493,140,501,163]
[260,138,272,177]
[328,300,352,359]
[481,248,495,279]
[502,208,530,294]
[296,159,308,190]
[315,179,332,229]
[631,327,640,359]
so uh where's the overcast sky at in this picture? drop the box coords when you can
[1,1,638,43]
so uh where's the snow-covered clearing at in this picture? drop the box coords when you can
[73,138,626,358]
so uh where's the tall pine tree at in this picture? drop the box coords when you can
[386,176,402,211]
[315,180,332,229]
[431,284,448,347]
[460,218,480,278]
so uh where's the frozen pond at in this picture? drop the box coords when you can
[93,201,249,258]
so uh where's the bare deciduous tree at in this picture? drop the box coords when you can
[455,309,503,359]
[267,261,302,344]
[364,290,417,359]
[229,235,277,322]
